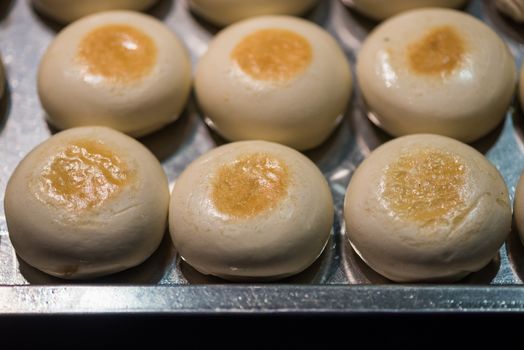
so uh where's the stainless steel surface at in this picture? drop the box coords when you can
[1,0,524,313]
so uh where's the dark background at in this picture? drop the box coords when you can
[0,313,522,348]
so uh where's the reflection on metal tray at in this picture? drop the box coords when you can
[1,0,524,313]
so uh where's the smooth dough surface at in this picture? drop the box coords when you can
[38,10,191,137]
[344,134,511,282]
[32,0,158,23]
[188,0,319,26]
[350,0,467,20]
[195,16,352,151]
[169,140,334,281]
[357,8,516,143]
[4,126,170,279]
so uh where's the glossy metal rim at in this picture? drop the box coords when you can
[1,285,524,314]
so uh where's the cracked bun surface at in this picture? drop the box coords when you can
[195,16,352,151]
[4,126,170,279]
[344,134,511,282]
[169,140,334,281]
[38,11,191,137]
[357,8,516,143]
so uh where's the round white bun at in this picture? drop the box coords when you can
[495,0,524,22]
[32,0,158,23]
[188,0,319,26]
[195,16,352,151]
[4,126,170,279]
[349,0,466,20]
[344,134,511,282]
[357,8,516,143]
[38,10,191,137]
[169,140,334,281]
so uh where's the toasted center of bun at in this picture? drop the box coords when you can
[77,24,157,83]
[232,28,312,81]
[382,148,466,223]
[37,139,131,210]
[212,153,289,218]
[407,26,465,76]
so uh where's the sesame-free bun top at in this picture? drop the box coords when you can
[350,0,467,20]
[357,8,516,143]
[32,0,158,23]
[195,16,352,151]
[169,140,334,281]
[4,126,170,279]
[344,134,511,282]
[38,11,191,137]
[188,0,319,26]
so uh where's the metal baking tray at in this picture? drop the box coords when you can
[1,0,524,314]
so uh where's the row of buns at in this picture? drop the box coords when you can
[2,0,524,283]
[3,127,519,283]
[0,1,521,148]
[29,0,524,24]
[28,2,524,147]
